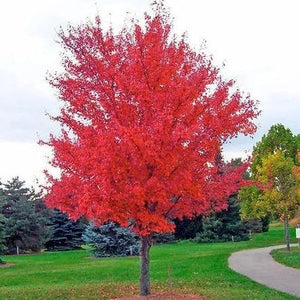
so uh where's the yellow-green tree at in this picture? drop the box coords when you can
[251,124,298,175]
[240,151,300,250]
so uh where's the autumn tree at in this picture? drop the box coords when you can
[43,3,258,295]
[240,151,300,250]
[247,152,299,250]
[240,124,300,250]
[251,124,298,175]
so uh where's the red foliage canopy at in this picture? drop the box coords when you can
[43,7,259,235]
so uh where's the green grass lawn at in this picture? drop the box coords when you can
[0,225,297,299]
[271,246,300,269]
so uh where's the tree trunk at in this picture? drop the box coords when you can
[297,224,300,247]
[284,216,290,251]
[140,235,152,296]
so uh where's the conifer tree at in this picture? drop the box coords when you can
[0,181,6,262]
[46,210,85,251]
[194,195,249,242]
[83,222,139,257]
[174,216,203,239]
[0,213,6,263]
[1,177,30,218]
[1,178,50,254]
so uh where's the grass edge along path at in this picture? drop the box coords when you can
[229,244,300,298]
[271,246,300,269]
[0,225,298,300]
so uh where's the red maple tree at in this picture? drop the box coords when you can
[43,3,258,295]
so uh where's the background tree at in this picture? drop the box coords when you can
[296,134,300,148]
[240,124,299,250]
[43,3,258,295]
[240,151,299,250]
[0,213,6,263]
[251,124,297,175]
[0,181,6,263]
[174,216,203,239]
[46,209,85,251]
[193,195,249,243]
[83,222,140,257]
[1,177,30,218]
[1,178,51,254]
[292,148,300,226]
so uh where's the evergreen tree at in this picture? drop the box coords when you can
[1,177,51,254]
[83,222,140,257]
[174,216,203,239]
[193,195,249,242]
[0,213,5,251]
[0,212,6,263]
[260,215,271,232]
[0,181,5,263]
[1,177,30,218]
[45,210,85,251]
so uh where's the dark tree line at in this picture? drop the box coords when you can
[0,177,85,256]
[174,194,269,242]
[0,175,270,261]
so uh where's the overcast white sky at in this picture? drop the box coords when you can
[0,0,299,187]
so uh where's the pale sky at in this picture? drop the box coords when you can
[0,0,299,187]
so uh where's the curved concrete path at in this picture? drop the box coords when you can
[229,244,300,298]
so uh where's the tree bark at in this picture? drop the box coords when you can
[284,216,290,251]
[140,235,152,296]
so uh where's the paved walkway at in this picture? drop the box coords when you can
[228,244,300,298]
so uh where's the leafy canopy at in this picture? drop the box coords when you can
[251,124,297,175]
[43,4,258,235]
[240,124,300,220]
[240,151,300,219]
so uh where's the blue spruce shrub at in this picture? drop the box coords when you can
[83,222,140,257]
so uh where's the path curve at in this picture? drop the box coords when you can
[229,244,300,298]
